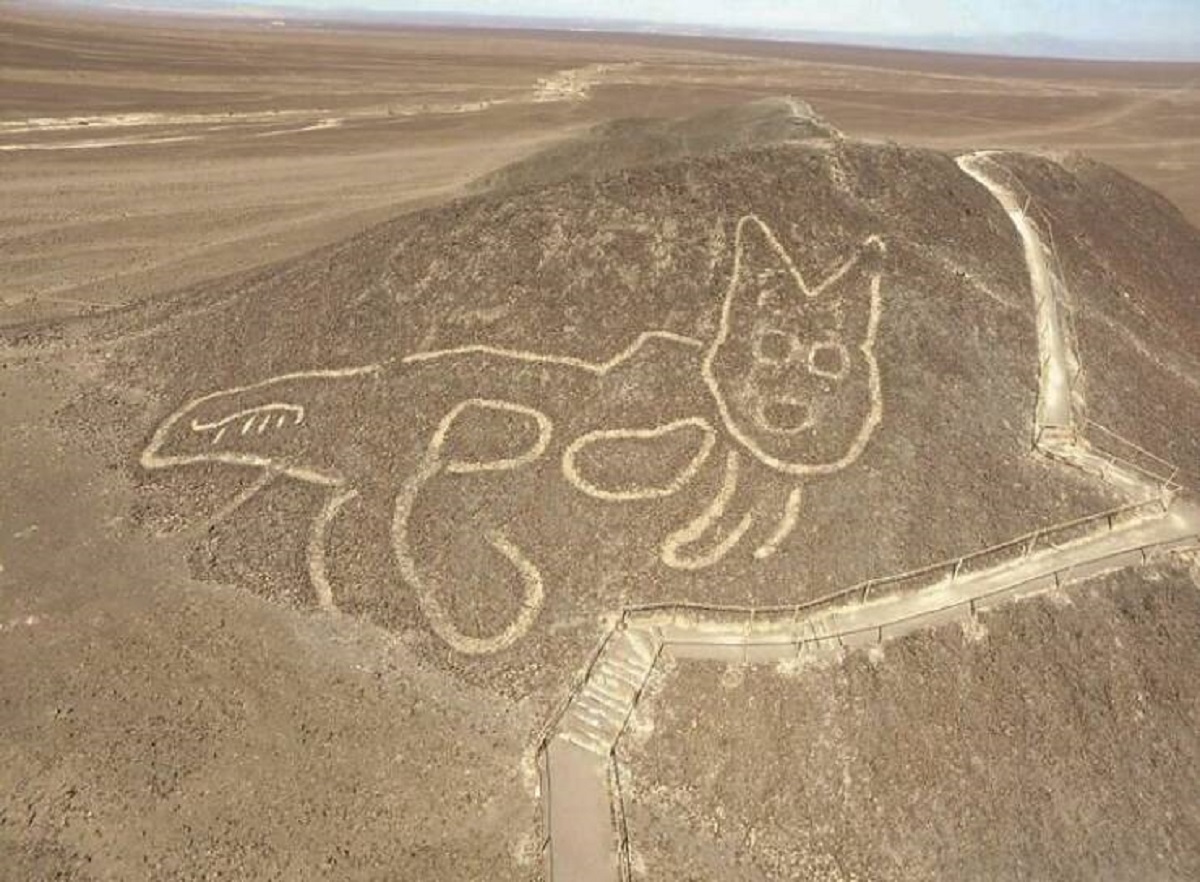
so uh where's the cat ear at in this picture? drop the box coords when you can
[730,217,884,311]
[731,215,817,316]
[809,235,886,348]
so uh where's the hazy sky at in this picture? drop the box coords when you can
[182,0,1199,44]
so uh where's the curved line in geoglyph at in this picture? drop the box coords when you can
[754,486,804,560]
[807,339,852,381]
[661,450,755,570]
[432,398,555,475]
[809,234,886,298]
[562,417,718,502]
[191,403,305,445]
[144,219,886,650]
[309,487,360,612]
[393,399,554,655]
[140,364,382,486]
[401,330,704,375]
[479,528,546,640]
[702,215,885,477]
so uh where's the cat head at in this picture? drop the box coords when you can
[702,215,885,475]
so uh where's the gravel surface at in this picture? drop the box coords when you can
[625,562,1200,881]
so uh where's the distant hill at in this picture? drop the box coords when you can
[38,1,1200,61]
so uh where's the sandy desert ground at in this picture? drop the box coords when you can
[2,6,1199,325]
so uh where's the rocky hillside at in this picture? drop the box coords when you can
[4,98,1198,879]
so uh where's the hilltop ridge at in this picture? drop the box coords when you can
[472,95,840,193]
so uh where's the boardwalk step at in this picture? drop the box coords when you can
[557,729,609,756]
[622,630,658,665]
[564,707,613,738]
[583,678,628,705]
[554,628,660,757]
[591,664,639,690]
[589,676,638,705]
[571,690,627,724]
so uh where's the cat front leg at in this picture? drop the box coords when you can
[752,483,803,561]
[660,449,755,570]
[660,455,805,570]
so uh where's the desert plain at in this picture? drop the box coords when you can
[3,5,1200,325]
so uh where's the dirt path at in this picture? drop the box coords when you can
[957,152,1080,434]
[535,152,1200,882]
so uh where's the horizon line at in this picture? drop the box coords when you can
[35,1,1200,63]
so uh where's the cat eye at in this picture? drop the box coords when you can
[751,327,799,364]
[807,340,850,380]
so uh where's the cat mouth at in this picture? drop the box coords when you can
[757,397,816,433]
